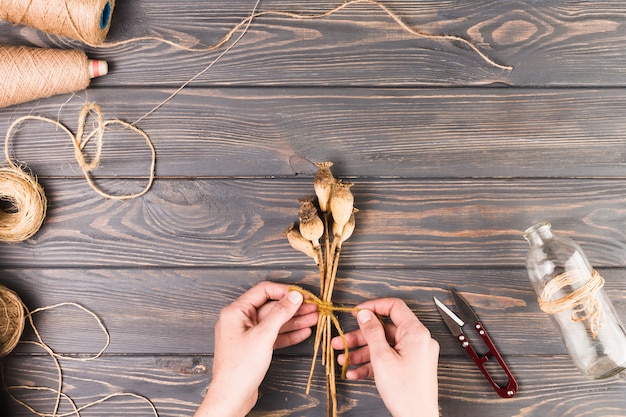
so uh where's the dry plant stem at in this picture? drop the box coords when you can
[316,247,324,280]
[323,238,341,302]
[306,314,326,394]
[326,317,333,417]
[327,318,338,417]
[323,212,331,288]
[327,246,342,301]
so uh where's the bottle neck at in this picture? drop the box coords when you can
[524,221,554,246]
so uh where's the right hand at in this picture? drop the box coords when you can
[332,298,439,417]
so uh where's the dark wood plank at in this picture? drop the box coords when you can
[1,178,626,268]
[3,1,626,87]
[4,88,626,178]
[2,267,624,355]
[2,355,625,417]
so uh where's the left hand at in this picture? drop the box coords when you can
[194,281,319,417]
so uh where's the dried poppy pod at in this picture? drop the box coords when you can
[285,223,318,263]
[314,162,334,212]
[333,208,357,247]
[330,180,354,232]
[298,199,324,248]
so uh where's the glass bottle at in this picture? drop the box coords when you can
[523,221,626,379]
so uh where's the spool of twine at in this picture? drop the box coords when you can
[0,45,108,109]
[0,284,25,357]
[0,166,46,243]
[538,269,607,338]
[0,0,115,45]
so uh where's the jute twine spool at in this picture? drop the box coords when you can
[0,45,108,109]
[0,0,115,45]
[538,269,607,338]
[0,284,25,357]
[0,166,46,243]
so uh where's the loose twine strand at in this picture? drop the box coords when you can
[101,0,511,70]
[289,285,357,381]
[4,102,156,201]
[1,299,159,417]
[110,0,512,125]
[538,269,607,339]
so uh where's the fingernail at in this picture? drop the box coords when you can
[357,309,372,324]
[287,290,303,305]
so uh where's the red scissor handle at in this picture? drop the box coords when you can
[457,321,518,398]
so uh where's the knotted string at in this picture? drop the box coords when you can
[538,269,607,339]
[289,285,357,380]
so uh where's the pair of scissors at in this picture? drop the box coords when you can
[433,288,518,398]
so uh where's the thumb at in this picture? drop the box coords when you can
[255,290,303,337]
[357,309,394,360]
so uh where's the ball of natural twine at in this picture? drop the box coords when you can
[0,284,25,357]
[0,166,47,243]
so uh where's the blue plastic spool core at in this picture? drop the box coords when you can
[100,2,111,29]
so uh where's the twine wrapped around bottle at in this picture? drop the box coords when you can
[0,0,115,45]
[538,269,607,338]
[0,284,25,357]
[0,45,108,109]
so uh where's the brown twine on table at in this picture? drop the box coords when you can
[538,269,607,339]
[0,284,25,357]
[2,300,159,417]
[4,102,156,201]
[289,285,357,381]
[101,0,511,70]
[112,0,512,125]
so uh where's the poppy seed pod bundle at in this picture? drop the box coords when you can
[314,162,334,212]
[285,162,358,417]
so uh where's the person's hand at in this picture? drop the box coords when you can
[194,281,319,417]
[332,298,439,417]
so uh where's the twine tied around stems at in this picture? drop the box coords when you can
[538,269,607,339]
[289,285,357,381]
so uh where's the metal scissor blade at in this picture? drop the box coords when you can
[433,296,464,337]
[451,288,480,324]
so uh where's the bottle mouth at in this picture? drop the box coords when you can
[523,221,553,244]
[524,221,551,236]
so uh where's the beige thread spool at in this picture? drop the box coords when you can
[0,45,108,108]
[0,0,115,45]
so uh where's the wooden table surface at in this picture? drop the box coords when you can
[2,1,626,416]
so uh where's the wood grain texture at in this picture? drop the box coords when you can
[2,0,626,416]
[3,88,626,179]
[3,1,626,87]
[1,178,626,268]
[1,267,624,356]
[2,355,625,417]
